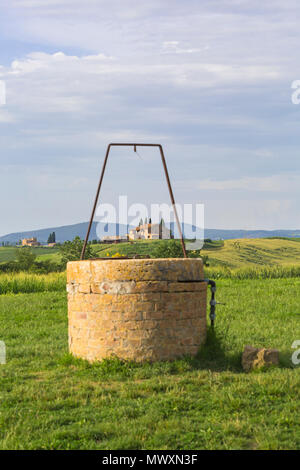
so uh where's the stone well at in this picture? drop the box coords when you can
[67,258,207,362]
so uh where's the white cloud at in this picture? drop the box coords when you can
[179,174,300,193]
[0,109,15,123]
[162,41,203,55]
[1,51,283,122]
[206,197,295,231]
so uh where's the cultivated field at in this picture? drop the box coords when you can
[0,277,299,449]
[202,238,300,268]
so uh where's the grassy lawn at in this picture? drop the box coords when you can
[0,278,299,450]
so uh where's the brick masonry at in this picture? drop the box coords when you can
[67,258,207,362]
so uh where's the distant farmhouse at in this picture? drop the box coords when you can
[22,237,40,247]
[129,222,171,241]
[101,222,172,243]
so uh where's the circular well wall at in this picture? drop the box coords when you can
[67,258,207,362]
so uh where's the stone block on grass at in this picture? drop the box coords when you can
[242,345,279,372]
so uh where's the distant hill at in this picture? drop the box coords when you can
[0,222,102,245]
[0,222,300,245]
[204,228,300,240]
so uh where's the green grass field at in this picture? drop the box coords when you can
[0,277,299,450]
[0,246,61,264]
[0,272,66,294]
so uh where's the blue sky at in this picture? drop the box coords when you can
[0,0,299,236]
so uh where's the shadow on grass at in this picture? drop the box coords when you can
[192,329,295,373]
[58,327,245,380]
[193,329,295,373]
[187,327,243,373]
[278,349,297,369]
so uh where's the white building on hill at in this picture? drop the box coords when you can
[129,222,171,240]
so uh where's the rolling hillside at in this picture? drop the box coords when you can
[201,238,300,268]
[1,238,300,269]
[91,238,300,268]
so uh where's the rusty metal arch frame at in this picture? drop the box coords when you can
[81,143,187,260]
